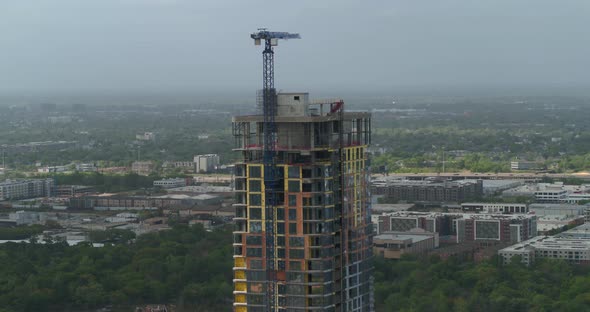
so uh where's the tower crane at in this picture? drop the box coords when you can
[250,29,300,312]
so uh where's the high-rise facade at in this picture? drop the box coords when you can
[232,93,373,312]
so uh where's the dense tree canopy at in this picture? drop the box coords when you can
[2,225,590,311]
[374,254,590,312]
[0,225,232,312]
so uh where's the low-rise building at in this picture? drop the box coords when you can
[499,235,590,266]
[8,210,47,225]
[0,179,54,200]
[372,178,483,203]
[378,211,537,244]
[162,161,196,172]
[55,185,95,198]
[132,161,155,176]
[69,193,223,210]
[374,230,439,259]
[510,161,543,171]
[500,224,590,265]
[37,165,69,173]
[536,215,585,234]
[168,185,233,194]
[482,180,524,196]
[194,154,220,173]
[153,178,188,189]
[106,212,138,223]
[503,182,590,204]
[75,163,98,172]
[98,166,129,174]
[461,202,528,214]
[566,193,590,204]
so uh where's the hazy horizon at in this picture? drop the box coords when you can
[1,0,589,95]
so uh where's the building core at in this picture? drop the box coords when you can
[232,93,373,311]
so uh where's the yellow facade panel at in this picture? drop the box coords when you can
[235,306,247,312]
[235,282,247,292]
[235,270,246,280]
[235,294,246,303]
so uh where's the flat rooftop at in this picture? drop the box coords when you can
[381,211,535,221]
[500,235,590,252]
[375,233,433,244]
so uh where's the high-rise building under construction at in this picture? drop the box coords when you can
[232,93,373,311]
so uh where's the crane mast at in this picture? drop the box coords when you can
[250,29,300,312]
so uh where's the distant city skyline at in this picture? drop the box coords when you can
[1,0,589,94]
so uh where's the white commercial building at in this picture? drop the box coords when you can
[8,211,47,225]
[529,203,587,217]
[37,166,69,173]
[503,182,590,204]
[153,178,187,189]
[194,154,220,173]
[0,179,54,200]
[510,161,542,171]
[76,163,98,172]
[499,235,590,266]
[499,224,590,265]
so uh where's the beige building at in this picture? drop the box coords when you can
[374,230,439,259]
[131,161,155,176]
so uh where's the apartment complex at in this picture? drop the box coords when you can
[499,224,590,265]
[0,179,54,200]
[378,211,537,244]
[372,178,483,203]
[232,93,373,311]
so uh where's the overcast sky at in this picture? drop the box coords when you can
[1,0,589,95]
